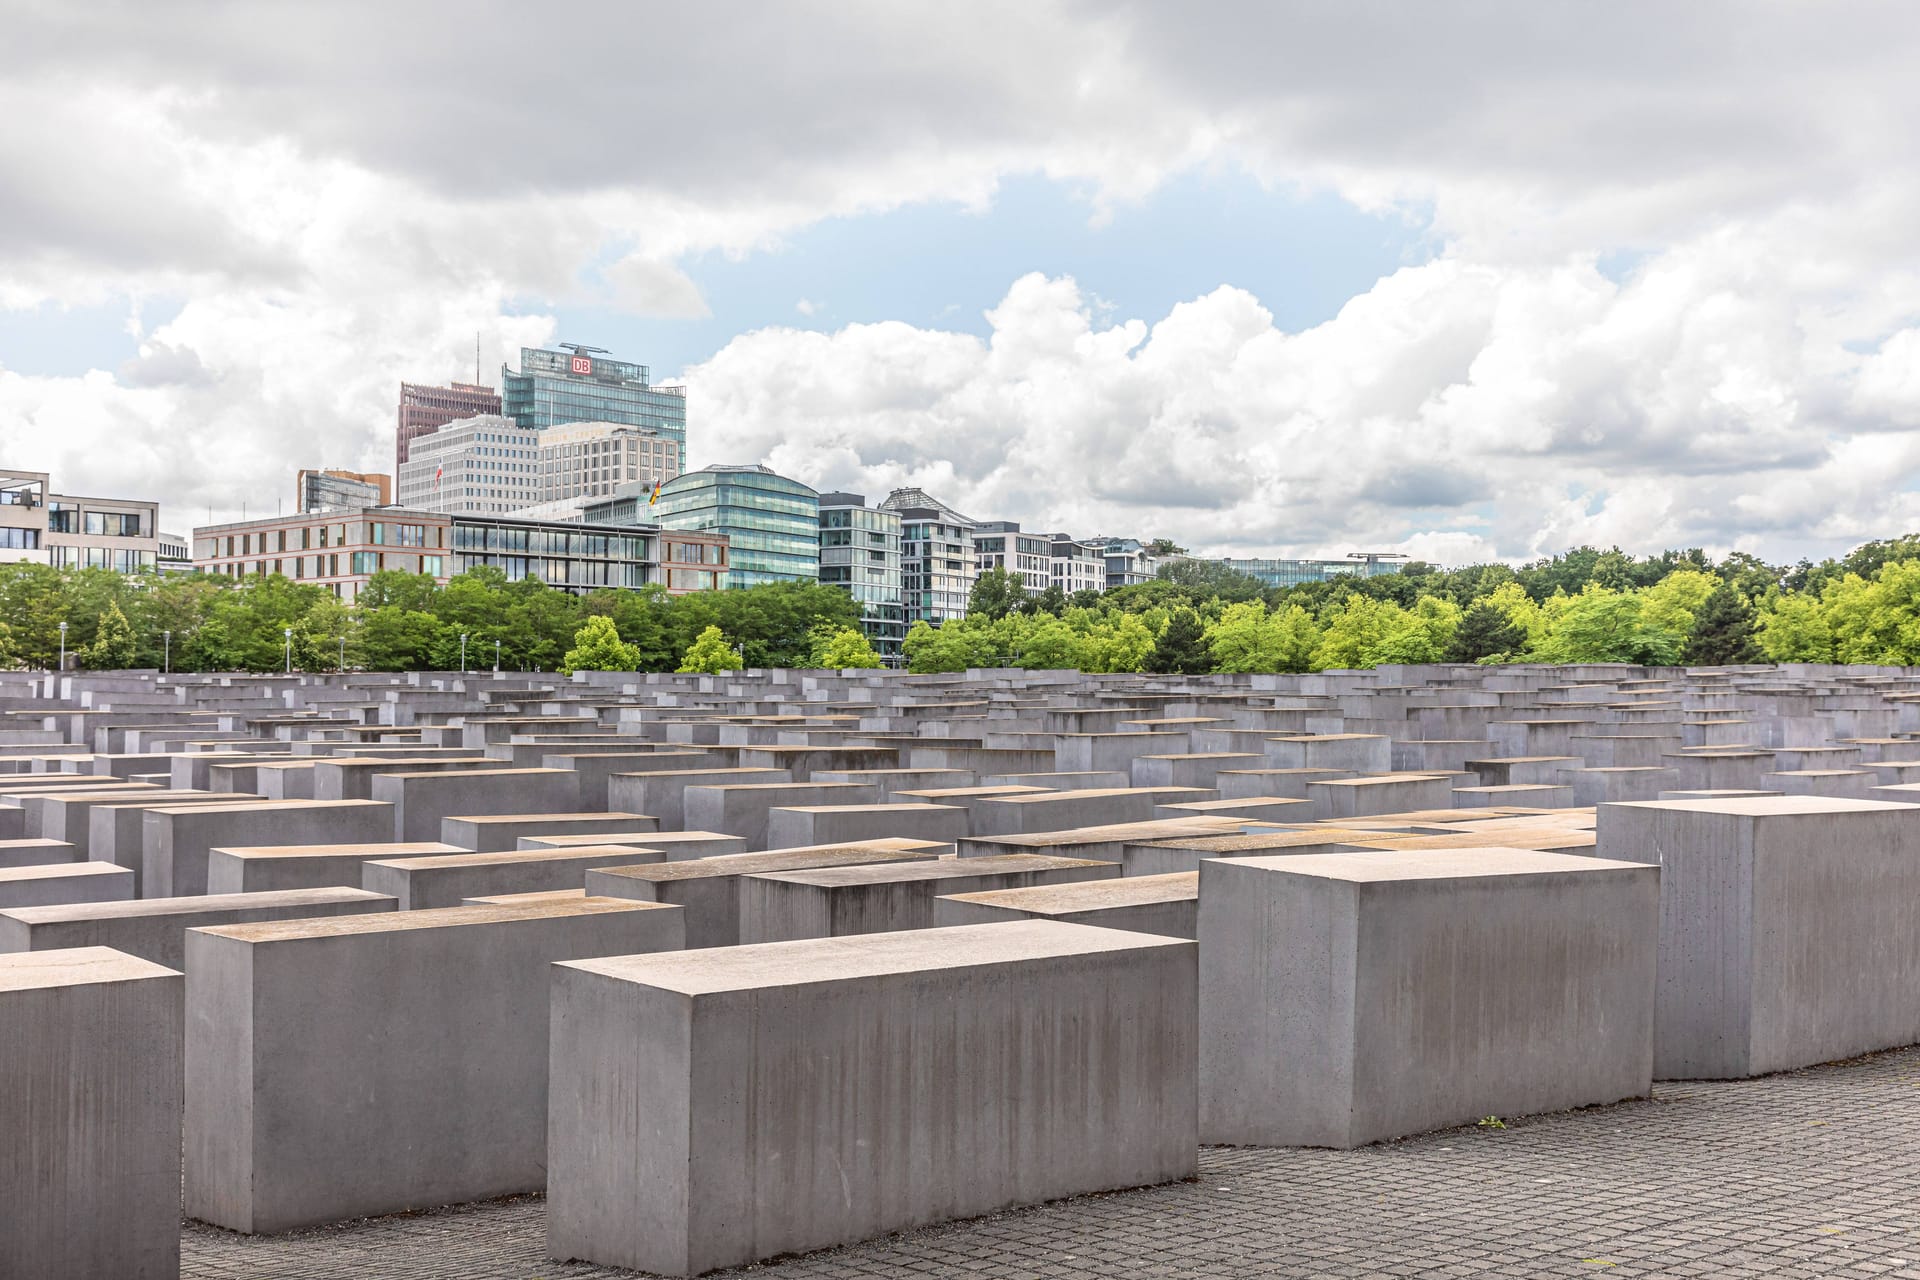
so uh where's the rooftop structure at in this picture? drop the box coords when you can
[500,346,687,448]
[396,381,500,467]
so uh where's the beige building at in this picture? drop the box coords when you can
[0,469,161,573]
[395,417,682,517]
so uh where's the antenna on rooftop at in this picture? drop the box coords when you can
[557,342,611,357]
[475,331,481,385]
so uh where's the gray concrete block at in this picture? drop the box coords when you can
[438,811,658,852]
[0,837,79,867]
[184,899,685,1234]
[764,802,967,852]
[682,781,880,849]
[0,860,134,908]
[739,853,1119,942]
[1,947,183,1279]
[546,921,1196,1276]
[605,767,791,831]
[514,830,749,859]
[372,768,583,842]
[1596,795,1920,1078]
[362,846,673,909]
[1307,774,1455,820]
[143,800,394,898]
[584,839,949,947]
[969,788,1158,836]
[204,842,465,895]
[1198,848,1658,1147]
[935,871,1198,939]
[0,886,394,969]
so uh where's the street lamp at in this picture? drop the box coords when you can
[494,639,501,672]
[338,635,346,672]
[163,630,171,675]
[283,627,292,674]
[460,632,469,673]
[57,621,66,673]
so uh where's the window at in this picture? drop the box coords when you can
[46,504,76,533]
[0,528,39,550]
[421,556,443,577]
[318,525,328,547]
[371,522,386,545]
[350,551,375,574]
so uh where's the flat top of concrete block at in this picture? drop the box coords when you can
[984,788,1157,804]
[562,919,1187,995]
[896,785,1050,800]
[1,886,392,924]
[378,767,571,780]
[1218,768,1354,776]
[0,860,127,883]
[0,945,179,991]
[0,837,76,850]
[942,871,1197,913]
[1223,847,1654,883]
[1267,734,1384,743]
[197,897,676,943]
[1135,753,1266,762]
[1454,783,1574,794]
[444,812,649,826]
[1349,829,1598,851]
[146,799,388,815]
[209,842,464,860]
[971,817,1245,847]
[1333,806,1554,825]
[592,840,948,884]
[463,890,619,905]
[522,830,735,848]
[770,803,964,816]
[1141,828,1375,852]
[1766,769,1871,778]
[1311,773,1452,789]
[366,845,664,871]
[687,781,876,793]
[613,767,784,779]
[1464,756,1582,766]
[1162,797,1313,812]
[753,853,1115,888]
[1611,795,1920,816]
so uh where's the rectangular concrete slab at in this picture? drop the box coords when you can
[362,845,675,909]
[0,886,395,969]
[935,871,1198,939]
[546,921,1196,1276]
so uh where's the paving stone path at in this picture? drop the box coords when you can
[182,1045,1920,1279]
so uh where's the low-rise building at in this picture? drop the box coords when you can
[645,464,819,589]
[880,488,975,626]
[1049,536,1106,597]
[1081,537,1167,589]
[193,506,726,602]
[818,492,905,662]
[1223,557,1379,588]
[0,469,161,573]
[299,469,392,512]
[972,521,1052,593]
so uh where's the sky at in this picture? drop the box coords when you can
[3,2,1920,566]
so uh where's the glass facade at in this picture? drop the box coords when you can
[880,488,975,626]
[449,516,654,592]
[1223,558,1375,588]
[818,494,905,661]
[501,347,686,447]
[652,465,818,588]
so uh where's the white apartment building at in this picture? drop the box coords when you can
[0,469,161,572]
[1050,535,1107,596]
[396,416,540,515]
[395,416,682,516]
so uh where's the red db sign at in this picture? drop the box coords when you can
[569,355,594,375]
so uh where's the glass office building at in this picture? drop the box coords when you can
[818,492,905,662]
[1224,558,1382,588]
[651,464,818,588]
[880,487,976,625]
[501,346,687,447]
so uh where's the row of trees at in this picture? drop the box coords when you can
[922,535,1920,674]
[0,562,882,674]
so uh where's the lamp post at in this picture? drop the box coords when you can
[460,633,469,673]
[338,634,346,672]
[494,639,501,672]
[283,627,292,674]
[163,630,171,675]
[57,621,66,673]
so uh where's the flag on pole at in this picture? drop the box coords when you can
[434,465,443,490]
[648,479,662,506]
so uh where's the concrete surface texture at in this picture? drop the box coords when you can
[1,946,182,1280]
[546,920,1197,1276]
[1198,847,1659,1148]
[183,899,685,1234]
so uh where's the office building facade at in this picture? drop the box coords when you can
[1222,557,1382,588]
[193,507,727,602]
[501,346,687,447]
[396,381,501,466]
[880,487,975,626]
[536,421,681,503]
[1050,536,1107,596]
[0,469,161,573]
[299,469,392,513]
[647,465,818,589]
[818,492,905,661]
[973,521,1052,593]
[396,416,542,515]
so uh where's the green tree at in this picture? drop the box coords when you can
[85,601,138,669]
[1446,601,1529,663]
[1311,597,1413,670]
[358,608,448,672]
[903,619,997,673]
[968,567,1028,621]
[1205,601,1321,673]
[1754,590,1834,662]
[0,562,70,668]
[1368,595,1461,664]
[678,624,744,674]
[1145,607,1210,674]
[561,615,643,674]
[809,626,884,669]
[1684,583,1763,665]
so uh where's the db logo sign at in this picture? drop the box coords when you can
[569,355,594,375]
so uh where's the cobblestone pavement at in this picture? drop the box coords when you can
[183,1046,1920,1280]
